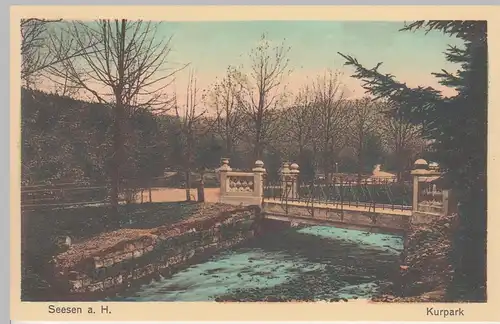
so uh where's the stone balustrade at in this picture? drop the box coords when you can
[217,157,454,225]
[219,158,266,206]
[410,159,453,224]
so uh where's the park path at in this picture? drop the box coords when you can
[136,187,221,203]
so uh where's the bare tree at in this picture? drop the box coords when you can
[20,18,98,89]
[206,66,244,159]
[234,33,292,162]
[21,18,59,86]
[47,19,183,222]
[349,97,382,181]
[289,85,314,156]
[175,70,208,201]
[21,18,55,85]
[275,84,316,167]
[51,69,81,97]
[380,102,423,181]
[311,70,351,180]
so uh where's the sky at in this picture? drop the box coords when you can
[40,20,465,108]
[156,20,464,103]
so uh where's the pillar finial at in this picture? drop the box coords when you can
[219,158,232,172]
[252,160,266,173]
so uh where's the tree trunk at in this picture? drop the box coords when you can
[357,145,363,183]
[254,130,262,162]
[254,110,263,161]
[226,132,232,157]
[185,169,191,201]
[395,145,403,182]
[322,149,330,182]
[198,172,205,203]
[109,20,127,228]
[109,101,125,227]
[312,141,318,176]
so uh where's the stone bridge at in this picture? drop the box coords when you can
[218,158,454,235]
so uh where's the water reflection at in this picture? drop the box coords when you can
[297,226,403,254]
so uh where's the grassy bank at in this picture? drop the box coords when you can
[21,202,202,300]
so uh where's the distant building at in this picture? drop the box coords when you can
[370,164,396,180]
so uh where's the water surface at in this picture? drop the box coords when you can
[111,225,403,301]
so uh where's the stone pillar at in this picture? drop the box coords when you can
[290,163,300,199]
[280,162,291,199]
[218,158,232,200]
[410,159,428,212]
[252,160,266,200]
[280,162,299,200]
[411,174,419,212]
[442,189,449,216]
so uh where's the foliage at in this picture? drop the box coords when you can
[195,134,223,169]
[339,20,487,301]
[360,132,386,173]
[24,26,427,190]
[125,108,169,184]
[22,88,111,184]
[21,88,169,188]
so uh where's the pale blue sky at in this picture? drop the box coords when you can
[157,21,464,100]
[44,21,463,105]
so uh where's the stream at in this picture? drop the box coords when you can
[109,226,403,301]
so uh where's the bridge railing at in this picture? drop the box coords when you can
[218,158,266,206]
[263,163,413,212]
[410,159,455,219]
[217,158,454,221]
[21,181,111,210]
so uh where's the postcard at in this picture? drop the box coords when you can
[10,4,498,322]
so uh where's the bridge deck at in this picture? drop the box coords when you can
[264,213,407,234]
[262,198,411,234]
[263,198,411,216]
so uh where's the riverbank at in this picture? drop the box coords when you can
[373,213,457,302]
[21,202,257,301]
[24,200,436,302]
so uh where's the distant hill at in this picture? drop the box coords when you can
[21,88,168,186]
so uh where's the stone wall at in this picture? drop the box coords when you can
[51,205,260,297]
[373,213,458,302]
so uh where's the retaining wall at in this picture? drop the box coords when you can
[51,205,260,296]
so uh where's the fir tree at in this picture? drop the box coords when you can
[339,20,487,301]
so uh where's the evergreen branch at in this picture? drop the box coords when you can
[337,52,442,127]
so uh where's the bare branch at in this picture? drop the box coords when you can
[205,66,245,155]
[47,19,183,111]
[43,19,184,212]
[233,33,292,161]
